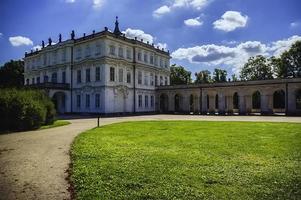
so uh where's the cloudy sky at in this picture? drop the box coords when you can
[0,0,300,76]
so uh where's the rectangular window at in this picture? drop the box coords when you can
[144,53,148,63]
[154,56,158,66]
[138,51,142,61]
[165,77,168,85]
[36,77,40,84]
[126,71,131,83]
[150,73,154,86]
[126,49,131,59]
[160,58,163,67]
[95,94,100,108]
[109,46,115,55]
[138,95,142,108]
[76,95,81,108]
[151,96,154,107]
[118,47,124,57]
[76,48,82,60]
[160,76,163,86]
[96,67,100,81]
[51,72,57,83]
[145,95,149,107]
[85,45,91,58]
[155,75,158,86]
[138,71,142,84]
[110,67,115,82]
[144,74,148,85]
[150,55,154,64]
[86,94,90,108]
[77,70,81,83]
[62,71,66,83]
[86,68,90,82]
[95,43,101,56]
[118,69,123,82]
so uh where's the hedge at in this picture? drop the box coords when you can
[0,89,56,132]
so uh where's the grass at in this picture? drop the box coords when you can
[70,121,301,200]
[39,120,70,130]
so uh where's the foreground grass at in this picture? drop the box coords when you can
[39,120,70,130]
[71,121,301,200]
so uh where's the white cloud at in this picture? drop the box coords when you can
[32,45,42,51]
[9,36,33,47]
[0,33,3,38]
[157,43,168,50]
[65,0,75,3]
[153,5,171,18]
[184,17,203,26]
[213,11,248,32]
[92,0,105,9]
[123,28,154,43]
[290,21,300,28]
[153,0,211,17]
[171,35,301,73]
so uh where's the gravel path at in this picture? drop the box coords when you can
[0,115,300,199]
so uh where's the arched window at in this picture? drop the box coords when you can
[215,94,219,109]
[252,91,261,109]
[296,89,301,109]
[273,90,285,109]
[233,92,239,109]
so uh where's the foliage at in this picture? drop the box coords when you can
[240,55,274,81]
[0,89,56,132]
[213,68,227,82]
[170,64,192,85]
[0,60,24,88]
[231,74,239,82]
[39,120,70,130]
[194,70,211,84]
[279,41,301,78]
[71,121,301,200]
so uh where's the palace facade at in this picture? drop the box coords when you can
[24,18,301,116]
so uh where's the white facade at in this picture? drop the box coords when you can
[24,21,170,114]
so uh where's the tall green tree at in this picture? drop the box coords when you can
[213,68,227,82]
[231,74,239,82]
[279,40,301,78]
[194,70,211,84]
[0,60,24,88]
[240,55,273,81]
[170,64,192,85]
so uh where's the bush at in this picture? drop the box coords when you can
[0,89,56,132]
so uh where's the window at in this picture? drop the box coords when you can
[85,45,91,58]
[138,95,142,108]
[151,96,154,107]
[160,76,163,86]
[118,47,124,57]
[144,74,148,85]
[165,77,168,85]
[76,95,81,108]
[52,51,57,64]
[144,52,148,63]
[26,79,29,85]
[154,55,158,66]
[32,78,35,85]
[36,77,40,84]
[95,94,100,108]
[150,54,154,64]
[44,75,48,83]
[95,43,101,56]
[138,51,142,61]
[96,67,100,81]
[109,45,115,55]
[150,73,154,86]
[118,68,123,82]
[145,95,149,107]
[76,47,82,59]
[51,72,57,83]
[86,94,90,108]
[160,58,163,67]
[62,71,66,83]
[86,68,90,82]
[77,70,81,83]
[126,71,131,83]
[165,60,168,68]
[62,48,66,62]
[155,75,158,86]
[138,71,142,84]
[126,48,131,59]
[110,67,115,82]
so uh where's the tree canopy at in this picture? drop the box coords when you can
[0,60,24,88]
[170,64,192,85]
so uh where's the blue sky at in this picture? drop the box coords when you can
[0,0,300,77]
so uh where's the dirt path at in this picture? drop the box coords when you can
[0,115,300,199]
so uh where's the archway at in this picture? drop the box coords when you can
[252,91,261,110]
[189,94,194,113]
[52,92,66,114]
[233,92,239,110]
[296,89,301,109]
[174,94,181,112]
[159,94,169,113]
[273,90,285,110]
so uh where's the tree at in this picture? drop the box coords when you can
[213,68,227,83]
[194,70,211,84]
[279,41,301,78]
[0,60,24,88]
[231,74,239,82]
[269,56,286,78]
[170,64,192,85]
[240,55,273,81]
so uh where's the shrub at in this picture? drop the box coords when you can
[0,89,56,132]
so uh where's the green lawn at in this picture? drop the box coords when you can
[70,121,301,200]
[39,120,70,130]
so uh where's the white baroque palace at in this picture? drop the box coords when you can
[24,18,171,114]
